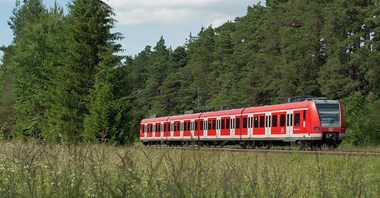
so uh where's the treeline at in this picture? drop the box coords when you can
[0,0,379,145]
[0,0,130,144]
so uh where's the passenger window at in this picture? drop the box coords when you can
[303,110,306,120]
[280,114,286,127]
[294,113,300,126]
[200,121,203,130]
[259,116,265,128]
[212,120,216,130]
[254,117,259,128]
[243,118,247,128]
[236,118,240,129]
[272,115,278,127]
[195,121,198,130]
[226,119,230,129]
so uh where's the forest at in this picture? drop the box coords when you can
[0,0,379,146]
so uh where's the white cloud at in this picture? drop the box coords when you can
[108,0,257,27]
[108,0,221,10]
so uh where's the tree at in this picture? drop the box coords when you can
[47,0,120,142]
[7,0,61,139]
[83,0,125,143]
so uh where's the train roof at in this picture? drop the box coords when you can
[199,108,245,118]
[168,113,202,121]
[243,101,313,114]
[141,116,170,124]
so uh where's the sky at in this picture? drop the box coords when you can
[0,0,265,59]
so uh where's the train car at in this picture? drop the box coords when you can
[140,98,345,147]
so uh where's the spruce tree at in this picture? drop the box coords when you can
[83,0,124,143]
[47,0,121,142]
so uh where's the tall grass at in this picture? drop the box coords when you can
[0,141,379,197]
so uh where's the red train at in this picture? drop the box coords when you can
[140,98,345,148]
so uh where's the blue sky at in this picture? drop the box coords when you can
[0,0,264,60]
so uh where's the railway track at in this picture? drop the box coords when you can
[143,145,380,157]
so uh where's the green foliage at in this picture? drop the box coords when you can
[345,92,380,145]
[0,0,379,145]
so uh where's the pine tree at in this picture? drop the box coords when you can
[47,0,119,142]
[83,0,124,143]
[7,0,52,139]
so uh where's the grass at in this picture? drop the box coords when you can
[0,141,379,197]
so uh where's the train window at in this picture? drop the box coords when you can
[236,118,240,129]
[280,114,286,127]
[266,116,271,127]
[249,117,253,128]
[294,113,300,126]
[303,110,306,120]
[254,117,259,128]
[195,121,198,130]
[226,119,230,129]
[208,121,212,130]
[187,122,191,131]
[221,119,225,129]
[260,116,265,128]
[287,114,293,126]
[200,121,203,130]
[272,115,278,127]
[212,120,216,130]
[243,118,247,128]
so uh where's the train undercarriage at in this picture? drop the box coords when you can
[142,132,343,149]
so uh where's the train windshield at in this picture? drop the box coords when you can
[316,104,340,126]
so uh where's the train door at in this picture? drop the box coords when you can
[164,122,169,140]
[248,114,253,138]
[234,116,242,139]
[216,117,221,138]
[286,110,294,137]
[170,121,174,138]
[208,118,216,136]
[155,123,160,138]
[265,112,271,137]
[143,124,147,139]
[180,121,184,138]
[292,110,305,134]
[253,114,265,135]
[160,122,164,139]
[230,116,235,138]
[191,119,195,139]
[204,118,208,138]
[196,119,202,138]
[152,123,156,138]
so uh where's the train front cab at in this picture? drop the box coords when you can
[311,100,345,146]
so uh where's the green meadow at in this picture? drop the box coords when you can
[0,141,379,197]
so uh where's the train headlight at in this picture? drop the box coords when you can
[313,126,320,131]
